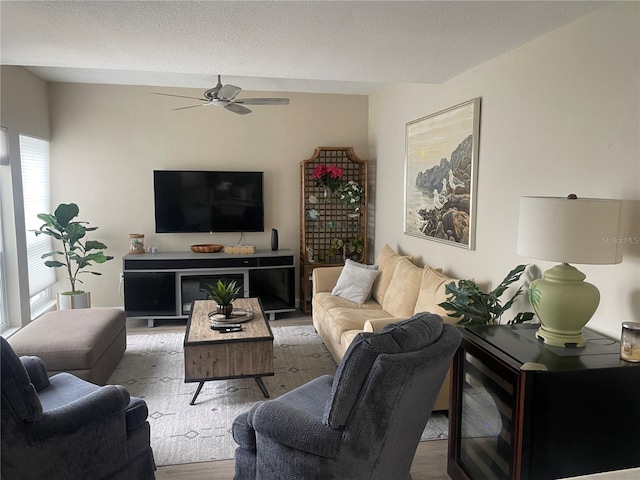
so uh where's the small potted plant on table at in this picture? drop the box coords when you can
[203,280,241,319]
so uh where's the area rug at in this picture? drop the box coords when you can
[108,326,448,466]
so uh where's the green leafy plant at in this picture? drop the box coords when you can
[438,264,535,326]
[328,236,364,259]
[35,203,113,294]
[202,280,241,306]
[338,181,364,211]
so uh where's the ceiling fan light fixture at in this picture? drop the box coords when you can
[203,100,229,107]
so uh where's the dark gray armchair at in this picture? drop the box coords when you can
[1,336,155,480]
[232,312,461,480]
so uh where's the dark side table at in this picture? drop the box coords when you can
[447,324,640,480]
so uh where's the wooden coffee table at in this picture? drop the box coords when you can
[184,298,274,405]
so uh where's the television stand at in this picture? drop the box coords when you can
[122,249,296,326]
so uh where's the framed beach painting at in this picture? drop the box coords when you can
[404,98,480,249]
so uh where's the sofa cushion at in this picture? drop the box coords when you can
[371,244,412,304]
[331,259,379,304]
[414,266,461,324]
[323,308,397,351]
[312,292,382,312]
[330,308,397,327]
[382,258,424,318]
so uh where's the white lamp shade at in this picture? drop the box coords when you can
[517,196,623,265]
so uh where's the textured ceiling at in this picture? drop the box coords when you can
[0,1,611,95]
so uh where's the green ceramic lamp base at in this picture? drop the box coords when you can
[530,263,600,348]
[536,326,587,348]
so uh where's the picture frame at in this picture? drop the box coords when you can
[404,97,481,249]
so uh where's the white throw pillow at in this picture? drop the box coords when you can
[331,259,379,304]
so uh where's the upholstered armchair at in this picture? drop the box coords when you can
[232,312,461,480]
[1,336,156,480]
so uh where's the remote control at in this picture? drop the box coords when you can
[210,325,243,332]
[218,327,243,333]
[211,324,241,330]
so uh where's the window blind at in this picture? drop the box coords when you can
[0,127,9,331]
[19,134,56,296]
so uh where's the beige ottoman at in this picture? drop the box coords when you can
[8,308,126,385]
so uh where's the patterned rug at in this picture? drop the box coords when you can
[108,325,448,466]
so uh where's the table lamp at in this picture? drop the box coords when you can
[517,195,623,347]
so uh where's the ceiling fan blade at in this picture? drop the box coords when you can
[218,84,242,101]
[234,98,290,105]
[225,103,252,115]
[153,92,208,101]
[172,104,206,111]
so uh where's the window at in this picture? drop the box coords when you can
[0,217,8,333]
[19,134,56,316]
[0,127,9,332]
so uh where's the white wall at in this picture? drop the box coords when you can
[0,66,51,328]
[369,2,640,339]
[47,83,369,308]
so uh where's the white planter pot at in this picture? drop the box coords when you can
[57,292,91,310]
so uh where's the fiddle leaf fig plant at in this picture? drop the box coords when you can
[438,264,535,326]
[35,203,113,294]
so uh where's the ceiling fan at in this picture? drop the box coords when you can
[153,75,289,115]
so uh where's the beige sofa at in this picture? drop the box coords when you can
[312,244,458,411]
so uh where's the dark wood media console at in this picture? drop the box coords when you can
[448,324,640,480]
[122,249,295,326]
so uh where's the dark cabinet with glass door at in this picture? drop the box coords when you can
[448,325,640,480]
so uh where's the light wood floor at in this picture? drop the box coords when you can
[127,313,450,480]
[154,440,449,480]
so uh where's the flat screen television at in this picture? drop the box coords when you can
[153,170,264,233]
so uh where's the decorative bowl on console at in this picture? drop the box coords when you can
[190,244,224,253]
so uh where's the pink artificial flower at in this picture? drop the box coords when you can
[327,165,343,179]
[312,164,344,192]
[313,164,328,180]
